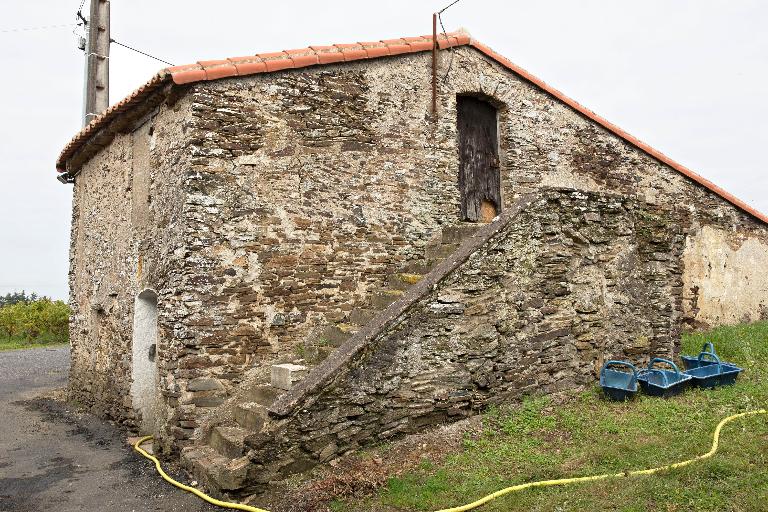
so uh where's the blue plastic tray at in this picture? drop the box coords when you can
[600,360,639,401]
[681,342,718,370]
[638,358,692,397]
[684,351,743,389]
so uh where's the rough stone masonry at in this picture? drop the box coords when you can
[59,35,768,493]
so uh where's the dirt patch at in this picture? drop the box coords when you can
[257,416,484,512]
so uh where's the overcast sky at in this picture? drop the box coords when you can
[0,0,766,301]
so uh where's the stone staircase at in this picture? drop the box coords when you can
[180,222,480,494]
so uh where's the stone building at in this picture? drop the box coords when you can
[56,31,768,495]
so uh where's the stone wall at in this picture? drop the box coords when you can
[175,47,768,412]
[243,189,686,484]
[65,42,768,448]
[67,94,192,430]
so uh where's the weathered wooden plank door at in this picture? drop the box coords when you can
[457,96,501,222]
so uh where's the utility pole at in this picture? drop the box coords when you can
[82,0,110,126]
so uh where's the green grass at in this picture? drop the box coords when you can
[0,335,68,352]
[337,322,768,511]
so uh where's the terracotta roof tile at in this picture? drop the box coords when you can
[317,52,345,65]
[264,58,293,72]
[340,48,367,61]
[55,31,768,225]
[290,54,319,68]
[364,46,391,59]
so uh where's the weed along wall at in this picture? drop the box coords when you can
[240,190,686,486]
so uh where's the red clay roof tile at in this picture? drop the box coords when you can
[55,31,768,225]
[290,54,319,68]
[340,48,367,61]
[172,68,207,85]
[317,52,345,65]
[203,61,239,80]
[364,46,390,59]
[406,40,434,52]
[258,51,289,60]
[264,58,293,72]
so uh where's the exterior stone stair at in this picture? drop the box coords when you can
[181,222,480,495]
[313,222,480,357]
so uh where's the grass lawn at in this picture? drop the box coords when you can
[333,322,768,512]
[0,336,68,352]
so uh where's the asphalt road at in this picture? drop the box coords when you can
[0,346,216,512]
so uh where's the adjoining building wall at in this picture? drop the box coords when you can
[683,225,768,327]
[67,94,192,431]
[243,190,686,486]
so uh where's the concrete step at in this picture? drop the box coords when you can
[387,272,424,291]
[245,384,280,406]
[180,445,249,492]
[209,426,248,459]
[441,223,480,244]
[271,363,308,390]
[233,402,268,432]
[371,289,405,309]
[425,242,460,261]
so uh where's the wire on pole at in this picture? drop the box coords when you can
[110,38,175,66]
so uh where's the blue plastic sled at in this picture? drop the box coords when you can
[638,358,692,398]
[600,360,639,401]
[684,351,743,389]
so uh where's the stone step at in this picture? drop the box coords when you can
[181,445,249,492]
[271,363,308,390]
[425,242,460,261]
[441,223,480,244]
[401,259,433,274]
[209,426,248,459]
[387,272,424,291]
[245,384,280,407]
[319,323,359,347]
[348,308,377,326]
[233,402,268,432]
[371,289,405,309]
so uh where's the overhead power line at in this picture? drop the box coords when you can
[110,38,175,66]
[437,0,463,83]
[438,0,462,14]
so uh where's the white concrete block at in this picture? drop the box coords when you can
[270,363,308,390]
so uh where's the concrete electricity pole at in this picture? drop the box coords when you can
[82,0,110,126]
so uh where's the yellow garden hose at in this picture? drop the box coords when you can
[435,408,767,512]
[133,408,766,512]
[133,435,269,512]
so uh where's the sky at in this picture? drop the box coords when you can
[0,0,766,301]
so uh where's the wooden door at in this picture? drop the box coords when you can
[457,96,501,222]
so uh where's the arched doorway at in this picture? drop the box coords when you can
[457,95,501,222]
[131,289,159,434]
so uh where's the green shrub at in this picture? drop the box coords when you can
[0,296,70,345]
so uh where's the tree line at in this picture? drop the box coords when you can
[0,291,70,344]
